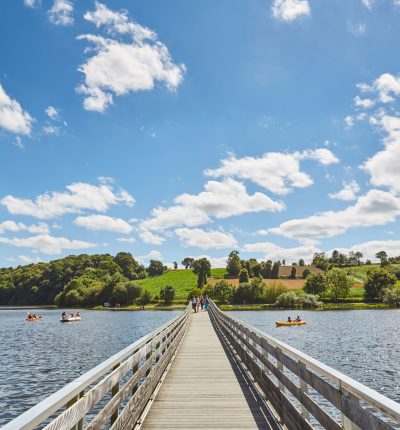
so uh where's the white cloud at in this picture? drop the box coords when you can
[24,0,39,7]
[272,0,310,22]
[175,228,238,250]
[0,234,95,254]
[358,73,400,104]
[344,115,354,128]
[0,220,49,235]
[77,2,185,112]
[354,96,374,108]
[362,112,400,193]
[327,240,400,262]
[205,149,338,195]
[43,125,60,135]
[271,190,400,240]
[14,136,24,149]
[48,0,74,26]
[139,228,165,245]
[45,106,59,120]
[117,237,135,243]
[136,250,162,264]
[185,254,227,268]
[242,241,317,263]
[141,178,284,231]
[0,83,33,135]
[74,214,133,234]
[329,180,360,201]
[257,229,269,236]
[1,181,134,219]
[362,0,373,9]
[15,255,43,264]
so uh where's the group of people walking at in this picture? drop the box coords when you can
[190,295,209,313]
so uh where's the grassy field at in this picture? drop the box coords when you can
[135,267,372,301]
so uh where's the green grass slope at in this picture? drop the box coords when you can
[136,268,227,300]
[346,264,400,285]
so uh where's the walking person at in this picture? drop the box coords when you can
[191,297,197,313]
[200,295,204,310]
[204,295,209,310]
[196,296,201,313]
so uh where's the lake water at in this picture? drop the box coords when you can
[0,308,182,426]
[1,308,399,427]
[226,309,400,405]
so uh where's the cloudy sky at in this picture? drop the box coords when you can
[1,0,400,267]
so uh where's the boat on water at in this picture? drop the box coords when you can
[60,316,81,322]
[26,316,41,321]
[276,321,306,327]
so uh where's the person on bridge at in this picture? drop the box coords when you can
[204,296,209,310]
[191,297,197,312]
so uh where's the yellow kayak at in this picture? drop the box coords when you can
[26,317,41,321]
[276,321,306,327]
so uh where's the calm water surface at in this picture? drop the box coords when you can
[0,309,181,426]
[227,309,400,404]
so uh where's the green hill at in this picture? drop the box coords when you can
[137,268,227,300]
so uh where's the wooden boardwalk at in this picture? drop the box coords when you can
[140,310,279,429]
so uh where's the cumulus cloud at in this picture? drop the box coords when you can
[354,95,374,109]
[116,237,135,243]
[272,0,310,22]
[77,2,185,112]
[271,190,400,240]
[0,220,49,235]
[48,0,74,26]
[1,181,134,219]
[358,73,400,104]
[45,106,59,120]
[24,0,39,7]
[141,178,284,231]
[361,0,373,9]
[0,84,33,135]
[242,241,317,263]
[328,240,400,261]
[136,250,162,264]
[0,234,95,254]
[329,180,360,201]
[139,228,165,245]
[175,228,238,250]
[74,214,133,233]
[205,149,338,195]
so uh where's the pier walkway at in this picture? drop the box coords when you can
[141,310,276,429]
[3,301,400,430]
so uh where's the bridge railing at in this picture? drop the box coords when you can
[2,307,190,430]
[209,301,400,430]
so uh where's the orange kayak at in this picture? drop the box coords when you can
[276,321,306,327]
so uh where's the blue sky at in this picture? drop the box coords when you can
[1,0,400,267]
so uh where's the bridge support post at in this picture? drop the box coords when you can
[298,362,310,421]
[276,347,285,391]
[110,363,120,425]
[66,390,85,430]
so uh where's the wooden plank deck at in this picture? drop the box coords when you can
[140,310,279,429]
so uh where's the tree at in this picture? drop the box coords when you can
[212,280,234,304]
[331,250,339,265]
[290,266,296,279]
[304,273,326,295]
[376,251,388,267]
[271,262,280,279]
[298,259,305,266]
[239,268,249,284]
[302,268,311,279]
[364,267,396,301]
[112,281,142,305]
[282,259,286,266]
[181,257,194,269]
[192,258,211,288]
[160,285,175,305]
[136,290,152,309]
[382,287,400,306]
[260,261,272,279]
[325,268,352,301]
[312,253,330,271]
[114,252,138,280]
[354,252,363,265]
[147,260,165,277]
[173,261,178,270]
[226,250,241,277]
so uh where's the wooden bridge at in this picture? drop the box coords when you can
[3,302,400,430]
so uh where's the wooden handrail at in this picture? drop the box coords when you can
[2,307,190,430]
[208,300,400,429]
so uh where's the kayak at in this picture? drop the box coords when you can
[276,321,306,327]
[26,317,41,321]
[60,316,81,322]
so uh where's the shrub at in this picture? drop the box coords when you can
[382,287,400,306]
[304,273,325,294]
[325,268,352,301]
[290,266,296,279]
[186,288,202,301]
[263,283,287,304]
[275,292,321,309]
[364,267,396,301]
[302,268,311,279]
[209,280,234,304]
[160,285,175,305]
[136,290,152,308]
[239,268,249,284]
